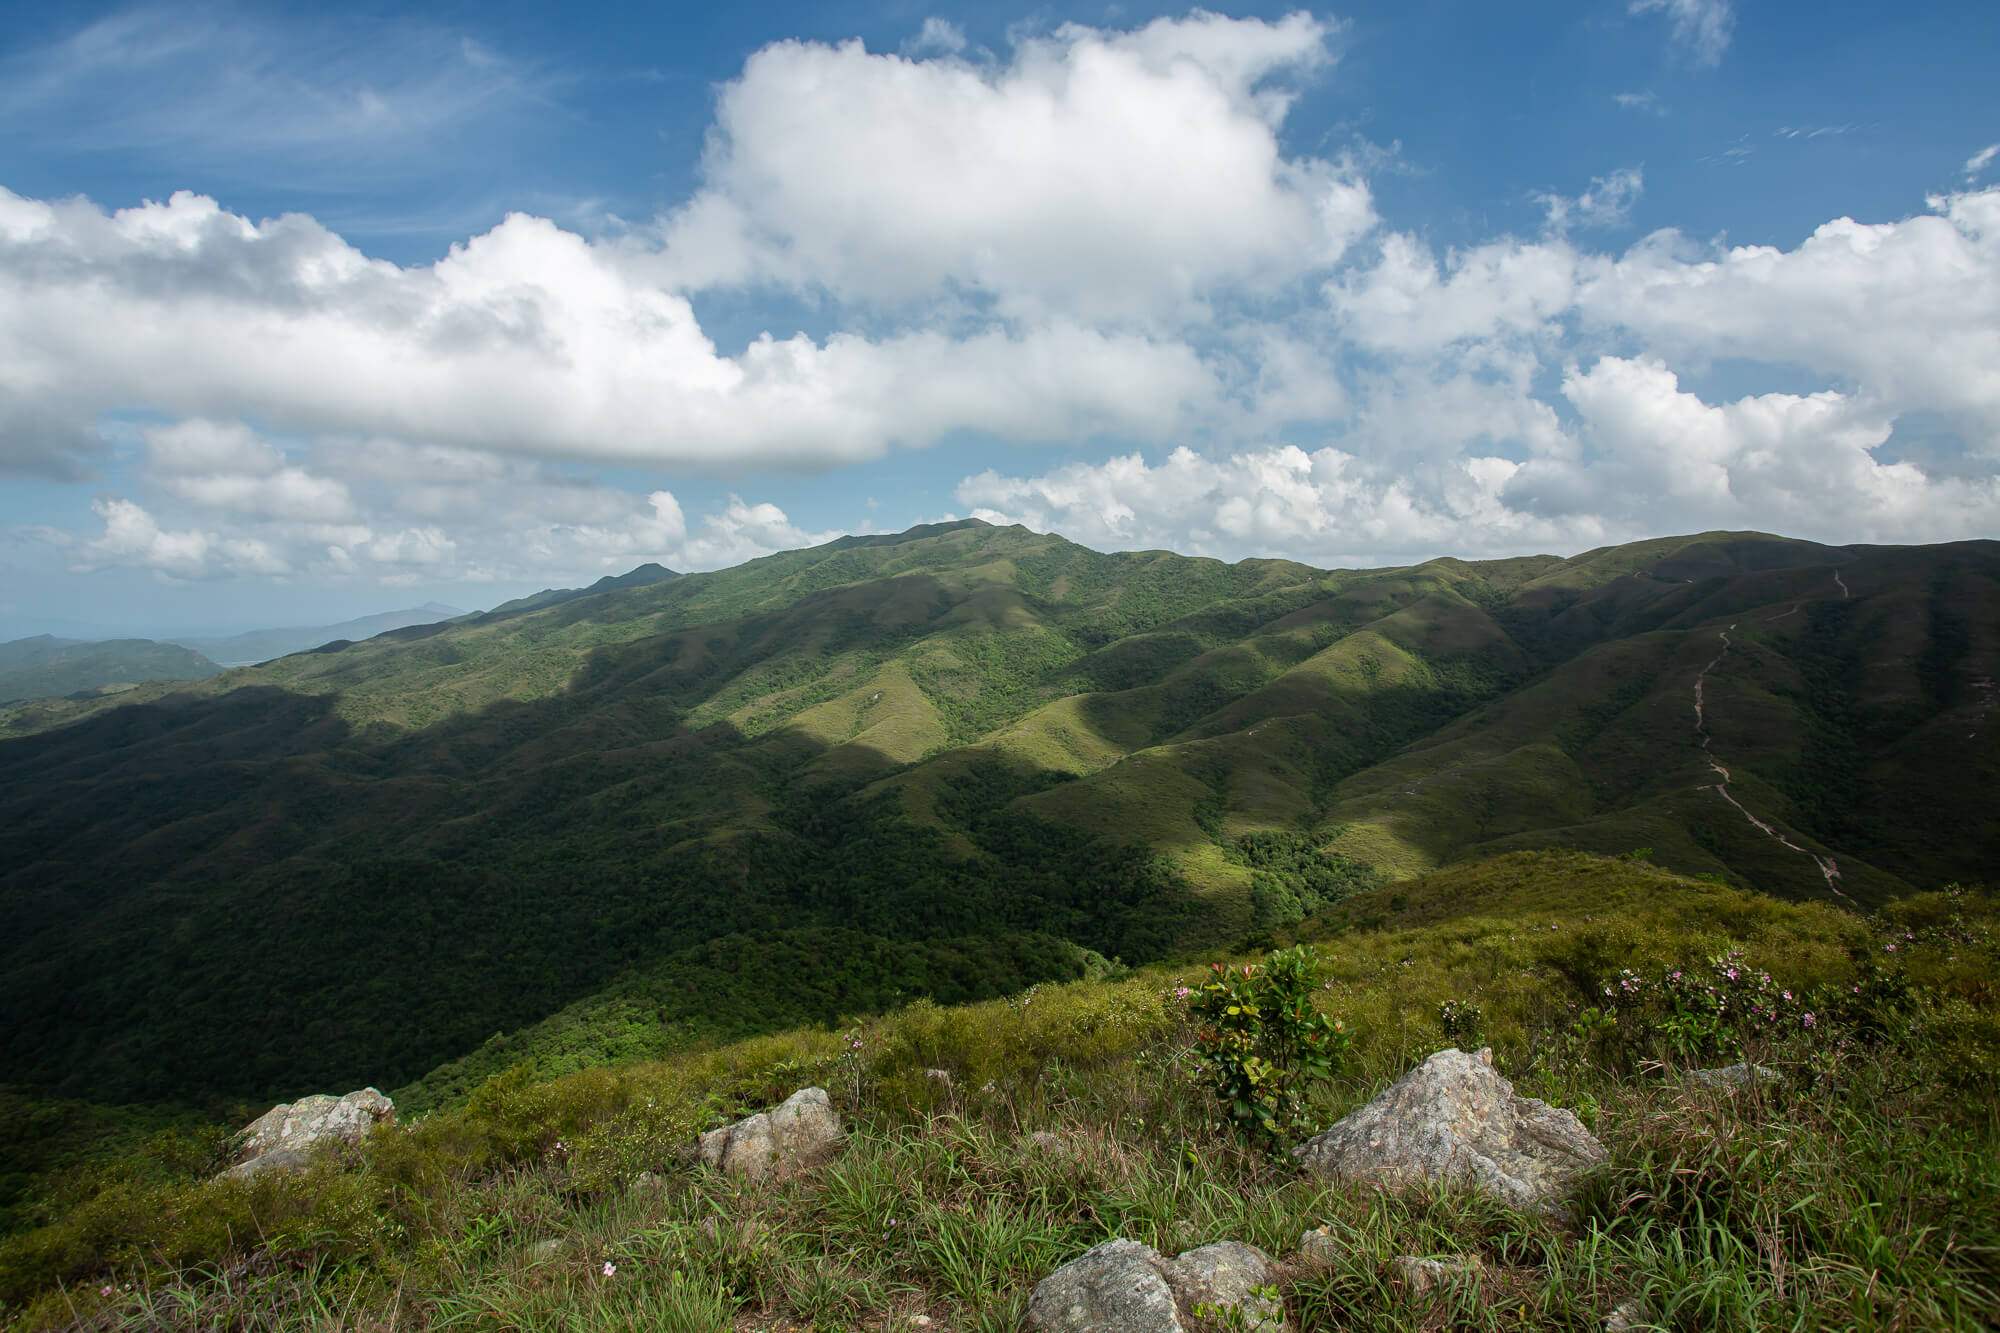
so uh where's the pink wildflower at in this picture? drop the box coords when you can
[603,1261,617,1278]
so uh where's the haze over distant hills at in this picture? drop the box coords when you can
[0,521,1993,1110]
[0,637,222,706]
[171,603,466,665]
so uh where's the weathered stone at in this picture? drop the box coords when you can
[1167,1242,1284,1331]
[1392,1255,1483,1298]
[1292,1048,1606,1212]
[1027,1238,1287,1333]
[1028,1239,1184,1333]
[1297,1227,1340,1265]
[696,1087,840,1181]
[1684,1062,1786,1092]
[223,1088,393,1178]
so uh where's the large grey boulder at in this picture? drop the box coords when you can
[1292,1047,1605,1212]
[696,1087,841,1180]
[1166,1242,1285,1330]
[224,1088,393,1178]
[1027,1238,1285,1333]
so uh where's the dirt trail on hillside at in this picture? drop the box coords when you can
[1691,571,1852,900]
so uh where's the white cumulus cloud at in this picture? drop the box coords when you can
[654,11,1371,323]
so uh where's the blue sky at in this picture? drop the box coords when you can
[0,0,1995,637]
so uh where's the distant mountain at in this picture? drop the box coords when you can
[1,521,1993,1109]
[173,603,465,664]
[0,636,221,705]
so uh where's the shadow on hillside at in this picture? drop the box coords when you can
[0,628,1212,1107]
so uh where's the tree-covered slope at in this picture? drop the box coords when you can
[0,522,1992,1111]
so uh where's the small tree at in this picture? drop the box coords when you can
[1191,944,1350,1150]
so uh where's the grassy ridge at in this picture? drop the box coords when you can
[2,852,1992,1331]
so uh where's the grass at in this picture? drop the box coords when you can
[4,854,1994,1332]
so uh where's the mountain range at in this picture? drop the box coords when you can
[0,521,1992,1110]
[169,603,467,665]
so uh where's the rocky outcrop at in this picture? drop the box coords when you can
[223,1088,393,1178]
[696,1087,841,1180]
[1292,1047,1605,1212]
[1026,1237,1285,1333]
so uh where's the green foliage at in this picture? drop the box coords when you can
[1191,945,1351,1149]
[1436,998,1485,1050]
[1224,832,1382,932]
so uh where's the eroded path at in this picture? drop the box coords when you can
[1691,572,1853,900]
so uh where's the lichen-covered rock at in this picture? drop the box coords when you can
[1392,1254,1483,1298]
[1028,1239,1185,1333]
[1684,1062,1786,1091]
[1293,1047,1605,1212]
[1166,1242,1285,1331]
[224,1088,393,1178]
[1298,1227,1340,1264]
[696,1087,841,1180]
[1027,1238,1286,1333]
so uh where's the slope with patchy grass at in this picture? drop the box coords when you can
[2,853,1992,1332]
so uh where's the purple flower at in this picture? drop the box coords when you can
[1803,1013,1816,1028]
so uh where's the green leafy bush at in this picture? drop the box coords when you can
[1190,944,1350,1149]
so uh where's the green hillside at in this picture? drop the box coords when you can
[0,636,221,705]
[2,853,1992,1332]
[0,524,1994,1116]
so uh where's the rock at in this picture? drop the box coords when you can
[1028,1239,1183,1333]
[1166,1242,1285,1330]
[696,1088,840,1181]
[223,1088,393,1178]
[1684,1062,1786,1091]
[1292,1047,1606,1213]
[1392,1255,1482,1298]
[1027,1237,1286,1333]
[1297,1227,1339,1265]
[1604,1297,1653,1331]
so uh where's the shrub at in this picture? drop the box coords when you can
[1190,944,1350,1149]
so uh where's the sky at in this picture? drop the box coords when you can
[1,0,1996,637]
